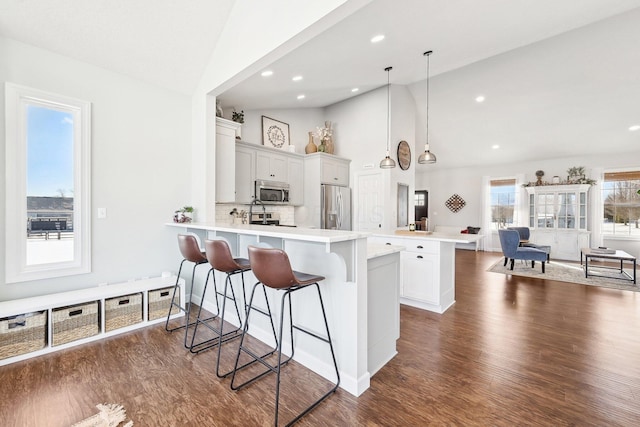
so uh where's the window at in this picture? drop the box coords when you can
[602,171,640,237]
[490,178,517,230]
[5,83,91,283]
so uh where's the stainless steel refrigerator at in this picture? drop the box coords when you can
[321,184,351,230]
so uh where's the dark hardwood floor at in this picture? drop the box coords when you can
[2,250,639,426]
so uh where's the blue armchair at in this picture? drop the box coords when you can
[498,229,547,273]
[507,227,551,261]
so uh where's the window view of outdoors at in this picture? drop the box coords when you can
[490,179,516,230]
[26,104,74,265]
[602,171,640,237]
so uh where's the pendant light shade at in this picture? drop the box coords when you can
[379,66,396,169]
[418,50,437,164]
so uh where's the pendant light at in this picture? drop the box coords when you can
[379,66,396,169]
[418,50,437,164]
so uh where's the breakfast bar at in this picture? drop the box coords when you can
[166,222,401,397]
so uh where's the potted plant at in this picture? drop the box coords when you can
[173,206,194,223]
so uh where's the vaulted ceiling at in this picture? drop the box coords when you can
[2,0,639,168]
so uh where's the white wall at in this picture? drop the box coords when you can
[0,37,192,300]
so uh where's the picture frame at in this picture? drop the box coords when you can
[261,116,290,149]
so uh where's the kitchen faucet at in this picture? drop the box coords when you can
[249,198,267,224]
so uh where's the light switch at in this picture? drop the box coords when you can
[97,208,107,219]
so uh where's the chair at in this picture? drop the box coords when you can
[498,229,547,273]
[231,245,340,427]
[165,234,211,348]
[507,227,551,261]
[189,239,250,377]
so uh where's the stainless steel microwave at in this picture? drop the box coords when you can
[255,180,290,204]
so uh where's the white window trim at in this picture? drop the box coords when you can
[5,83,91,283]
[599,166,640,242]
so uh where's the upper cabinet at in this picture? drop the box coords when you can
[525,184,591,261]
[525,184,590,230]
[215,117,242,203]
[303,152,350,187]
[256,150,288,182]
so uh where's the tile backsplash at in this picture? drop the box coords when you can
[215,203,296,226]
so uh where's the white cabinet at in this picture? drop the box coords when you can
[235,145,255,204]
[368,235,455,313]
[321,157,349,186]
[288,157,304,206]
[303,153,351,228]
[256,151,288,182]
[215,117,242,203]
[525,184,591,261]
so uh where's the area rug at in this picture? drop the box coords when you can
[71,404,133,427]
[488,258,638,292]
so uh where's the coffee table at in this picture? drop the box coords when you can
[581,248,636,284]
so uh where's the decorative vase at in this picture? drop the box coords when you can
[324,121,334,154]
[318,141,327,152]
[305,131,317,154]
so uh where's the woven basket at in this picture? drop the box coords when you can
[105,293,143,332]
[52,301,100,346]
[0,311,47,360]
[148,286,180,321]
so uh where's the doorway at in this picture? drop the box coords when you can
[415,190,428,230]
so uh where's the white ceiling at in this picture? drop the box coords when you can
[2,0,639,168]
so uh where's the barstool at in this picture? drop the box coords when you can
[231,245,340,427]
[189,239,251,377]
[165,234,212,348]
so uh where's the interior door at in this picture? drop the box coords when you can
[354,170,384,231]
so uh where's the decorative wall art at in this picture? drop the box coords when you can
[262,116,290,149]
[397,140,411,170]
[445,194,466,213]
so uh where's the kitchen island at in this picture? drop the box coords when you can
[166,222,401,397]
[369,230,480,313]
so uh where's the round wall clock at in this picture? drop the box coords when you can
[397,140,411,170]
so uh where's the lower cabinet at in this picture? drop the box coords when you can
[531,229,590,261]
[401,251,438,305]
[369,236,455,313]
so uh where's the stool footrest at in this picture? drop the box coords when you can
[292,324,330,344]
[190,329,242,354]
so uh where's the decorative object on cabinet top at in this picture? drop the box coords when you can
[231,108,244,123]
[397,140,411,170]
[445,194,466,213]
[524,166,596,186]
[262,116,290,149]
[305,131,317,154]
[316,121,334,154]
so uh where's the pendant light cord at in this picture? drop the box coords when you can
[386,66,392,153]
[425,51,431,147]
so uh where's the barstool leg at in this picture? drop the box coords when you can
[188,268,215,350]
[230,282,281,390]
[215,272,246,377]
[165,259,186,332]
[274,284,340,427]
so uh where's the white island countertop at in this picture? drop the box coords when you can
[166,222,369,243]
[372,230,482,244]
[367,243,404,259]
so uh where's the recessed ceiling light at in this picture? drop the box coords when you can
[371,34,385,43]
[629,125,640,131]
[292,75,303,82]
[476,95,485,103]
[351,88,359,93]
[297,94,305,100]
[491,144,500,149]
[261,70,273,77]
